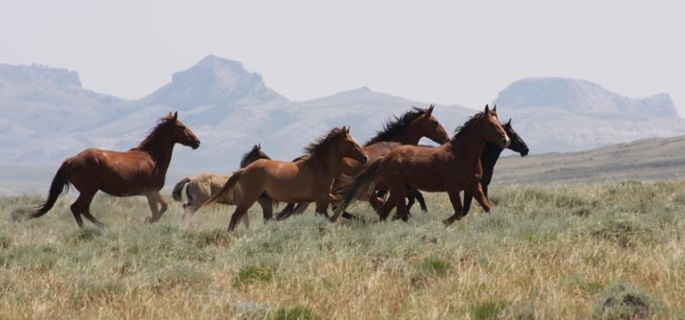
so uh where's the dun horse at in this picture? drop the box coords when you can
[172,144,272,228]
[204,126,367,231]
[275,105,450,220]
[394,118,530,215]
[13,112,200,228]
[334,105,509,225]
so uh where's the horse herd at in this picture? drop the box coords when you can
[13,105,530,232]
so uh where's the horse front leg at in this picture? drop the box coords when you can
[256,195,274,221]
[443,188,465,226]
[467,183,491,214]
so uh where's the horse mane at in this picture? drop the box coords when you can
[364,107,428,146]
[240,144,271,168]
[130,116,173,151]
[304,127,345,158]
[452,111,485,140]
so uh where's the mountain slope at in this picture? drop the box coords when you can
[494,77,685,153]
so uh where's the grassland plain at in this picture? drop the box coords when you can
[1,180,685,319]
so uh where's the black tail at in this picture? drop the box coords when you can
[171,177,191,201]
[14,161,71,221]
[330,160,382,222]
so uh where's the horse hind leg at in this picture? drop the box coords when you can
[145,192,168,223]
[70,190,98,228]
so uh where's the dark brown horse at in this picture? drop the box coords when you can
[275,105,450,220]
[172,144,272,228]
[13,112,200,228]
[334,105,510,225]
[204,126,367,231]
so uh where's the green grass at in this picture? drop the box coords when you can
[1,181,685,318]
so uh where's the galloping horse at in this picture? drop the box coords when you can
[13,112,200,228]
[172,144,272,228]
[275,105,450,220]
[334,105,510,225]
[393,118,530,215]
[204,126,367,231]
[462,119,529,215]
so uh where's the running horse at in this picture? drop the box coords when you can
[394,118,530,215]
[275,105,450,220]
[203,126,367,232]
[13,112,200,228]
[172,144,273,228]
[334,105,510,225]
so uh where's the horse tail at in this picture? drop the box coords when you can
[331,160,382,221]
[171,177,191,201]
[203,169,243,207]
[14,161,71,221]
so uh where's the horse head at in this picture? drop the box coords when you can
[339,126,368,164]
[502,119,529,156]
[415,105,450,144]
[165,111,201,149]
[479,105,510,149]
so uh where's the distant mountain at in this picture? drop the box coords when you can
[494,77,685,153]
[0,58,684,186]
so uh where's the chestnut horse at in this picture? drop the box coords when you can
[334,105,510,225]
[172,144,273,228]
[275,105,450,220]
[13,112,200,228]
[204,126,368,231]
[385,118,530,215]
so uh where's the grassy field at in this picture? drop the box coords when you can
[2,180,685,319]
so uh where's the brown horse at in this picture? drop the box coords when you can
[334,105,510,225]
[172,144,273,228]
[275,105,450,220]
[203,126,367,231]
[13,112,200,228]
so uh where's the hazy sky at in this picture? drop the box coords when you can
[2,0,684,114]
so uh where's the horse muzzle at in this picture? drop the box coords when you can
[359,155,369,164]
[191,141,201,150]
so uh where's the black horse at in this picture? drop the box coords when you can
[384,118,529,216]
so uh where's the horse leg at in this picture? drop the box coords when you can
[70,190,97,228]
[257,196,273,221]
[145,192,168,223]
[392,188,409,222]
[275,202,297,221]
[463,191,474,216]
[378,191,400,221]
[414,190,428,212]
[294,202,310,214]
[181,204,199,229]
[443,188,465,226]
[467,183,491,213]
[405,193,416,215]
[228,193,260,232]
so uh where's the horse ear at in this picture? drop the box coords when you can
[426,104,434,117]
[492,105,497,113]
[173,111,178,121]
[484,104,490,113]
[507,118,512,125]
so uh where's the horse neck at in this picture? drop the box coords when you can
[450,127,487,167]
[136,134,176,171]
[391,127,423,145]
[310,149,346,179]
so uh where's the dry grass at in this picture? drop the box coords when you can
[2,180,685,319]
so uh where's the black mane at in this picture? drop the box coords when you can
[364,107,428,146]
[240,144,271,168]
